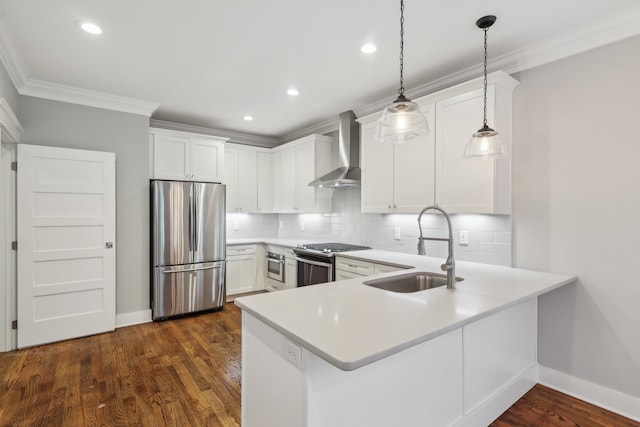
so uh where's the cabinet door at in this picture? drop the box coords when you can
[435,88,496,213]
[226,254,258,295]
[257,152,272,213]
[224,150,239,212]
[296,142,316,213]
[284,258,297,289]
[393,102,436,213]
[237,150,258,213]
[361,122,394,213]
[280,147,297,213]
[271,151,282,213]
[153,134,190,180]
[190,138,224,182]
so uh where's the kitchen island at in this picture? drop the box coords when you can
[235,250,576,426]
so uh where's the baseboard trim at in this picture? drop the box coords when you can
[539,365,640,422]
[116,309,152,328]
[454,363,538,427]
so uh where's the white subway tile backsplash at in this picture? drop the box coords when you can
[233,190,512,267]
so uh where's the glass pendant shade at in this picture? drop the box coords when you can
[464,125,507,159]
[374,96,429,143]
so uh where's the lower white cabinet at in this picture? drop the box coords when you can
[335,256,407,281]
[226,245,259,295]
[285,257,297,289]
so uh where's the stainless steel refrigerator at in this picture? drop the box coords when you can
[151,180,226,320]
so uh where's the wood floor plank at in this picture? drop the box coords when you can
[1,302,637,426]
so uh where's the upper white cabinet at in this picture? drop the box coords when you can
[435,79,514,213]
[225,144,258,213]
[150,128,226,182]
[257,152,273,213]
[359,71,518,214]
[361,103,436,213]
[273,134,333,213]
[225,144,273,213]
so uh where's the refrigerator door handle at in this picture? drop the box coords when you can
[193,183,199,253]
[162,265,222,274]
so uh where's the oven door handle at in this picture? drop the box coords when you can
[292,256,333,268]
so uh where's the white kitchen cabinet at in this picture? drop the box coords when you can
[226,245,259,295]
[257,152,272,213]
[150,128,226,182]
[360,103,436,213]
[335,256,374,277]
[225,145,258,213]
[284,257,297,289]
[271,151,282,213]
[435,77,515,214]
[273,134,332,213]
[359,71,518,214]
[373,263,405,275]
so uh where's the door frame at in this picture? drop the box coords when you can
[0,99,22,352]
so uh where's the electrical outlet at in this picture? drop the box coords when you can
[393,227,401,240]
[300,222,305,232]
[233,222,240,231]
[279,221,284,229]
[283,338,302,368]
[459,230,469,245]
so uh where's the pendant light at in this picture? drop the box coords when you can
[374,0,429,143]
[463,15,507,159]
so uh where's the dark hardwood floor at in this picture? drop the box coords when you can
[0,302,637,426]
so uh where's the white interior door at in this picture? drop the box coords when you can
[17,144,116,348]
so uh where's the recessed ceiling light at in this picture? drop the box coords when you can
[243,115,254,121]
[287,88,299,96]
[361,43,377,54]
[80,22,103,35]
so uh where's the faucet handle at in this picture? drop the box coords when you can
[441,263,453,272]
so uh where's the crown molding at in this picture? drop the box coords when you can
[277,116,340,144]
[0,98,22,142]
[20,80,159,117]
[150,119,278,148]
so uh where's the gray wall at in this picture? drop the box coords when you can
[17,96,150,316]
[0,60,18,111]
[512,35,640,398]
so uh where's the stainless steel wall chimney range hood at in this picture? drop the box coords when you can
[309,110,361,188]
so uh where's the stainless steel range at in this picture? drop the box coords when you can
[293,243,371,286]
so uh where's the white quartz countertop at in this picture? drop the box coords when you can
[227,237,315,248]
[234,247,576,371]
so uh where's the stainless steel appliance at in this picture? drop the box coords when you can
[151,180,226,320]
[293,243,371,286]
[266,252,285,283]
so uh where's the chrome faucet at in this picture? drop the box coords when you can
[417,205,456,290]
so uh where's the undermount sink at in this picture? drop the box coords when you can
[364,271,464,293]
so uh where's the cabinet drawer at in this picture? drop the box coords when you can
[334,269,367,281]
[374,263,407,275]
[335,257,374,276]
[227,244,257,256]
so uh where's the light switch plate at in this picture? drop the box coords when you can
[393,227,401,240]
[233,222,240,231]
[459,230,469,245]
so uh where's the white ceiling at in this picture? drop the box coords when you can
[1,0,640,144]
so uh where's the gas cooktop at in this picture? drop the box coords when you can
[295,242,371,255]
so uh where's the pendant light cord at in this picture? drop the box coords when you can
[482,26,488,128]
[398,0,405,97]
